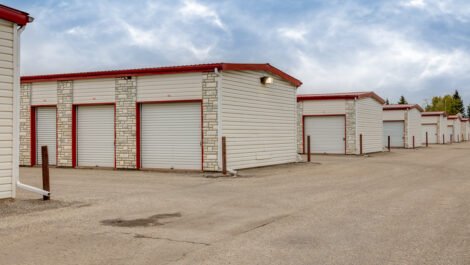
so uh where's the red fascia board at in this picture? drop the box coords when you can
[0,5,31,26]
[422,112,446,117]
[383,104,424,112]
[21,63,303,87]
[297,92,385,104]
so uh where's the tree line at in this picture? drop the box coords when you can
[385,90,469,117]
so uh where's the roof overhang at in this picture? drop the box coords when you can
[297,91,385,104]
[383,104,424,112]
[422,111,446,117]
[21,63,303,87]
[0,4,32,26]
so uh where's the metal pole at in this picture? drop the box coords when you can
[443,134,445,145]
[222,137,227,175]
[388,136,391,152]
[41,146,50,201]
[426,132,428,147]
[413,136,415,149]
[307,135,311,162]
[360,134,363,155]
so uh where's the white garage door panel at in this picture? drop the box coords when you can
[447,126,454,141]
[36,107,56,165]
[141,102,201,170]
[77,105,114,167]
[422,124,438,144]
[384,121,404,147]
[304,116,345,154]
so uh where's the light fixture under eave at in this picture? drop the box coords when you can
[260,76,273,85]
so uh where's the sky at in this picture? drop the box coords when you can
[6,0,470,107]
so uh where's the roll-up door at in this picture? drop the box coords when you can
[422,124,438,144]
[447,126,454,142]
[77,105,114,167]
[383,121,405,147]
[36,107,56,165]
[304,116,345,154]
[141,102,201,170]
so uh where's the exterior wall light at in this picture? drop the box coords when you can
[260,76,273,85]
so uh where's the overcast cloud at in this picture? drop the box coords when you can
[6,0,470,106]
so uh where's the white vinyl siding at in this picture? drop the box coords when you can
[36,107,57,165]
[383,110,405,121]
[221,71,297,170]
[140,102,201,170]
[447,125,454,142]
[73,79,115,104]
[407,108,422,147]
[384,121,405,147]
[302,100,346,115]
[77,105,114,167]
[440,116,447,143]
[304,116,345,154]
[422,124,438,144]
[421,116,438,124]
[137,73,202,102]
[356,97,383,154]
[0,20,14,199]
[462,122,469,141]
[31,82,57,105]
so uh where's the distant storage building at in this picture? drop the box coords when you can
[462,118,469,141]
[421,111,447,144]
[297,92,385,155]
[20,63,302,172]
[383,104,423,148]
[0,5,32,199]
[447,115,462,143]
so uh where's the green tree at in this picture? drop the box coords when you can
[452,90,464,115]
[385,98,390,105]
[467,105,470,118]
[398,95,408,105]
[425,94,461,115]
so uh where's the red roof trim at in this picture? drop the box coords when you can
[21,63,302,87]
[422,111,446,117]
[0,4,31,26]
[383,104,424,112]
[297,91,385,104]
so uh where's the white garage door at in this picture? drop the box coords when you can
[384,121,405,147]
[304,116,345,154]
[447,126,454,142]
[36,107,56,165]
[77,105,114,167]
[141,102,201,170]
[422,124,438,144]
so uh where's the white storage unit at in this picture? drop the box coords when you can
[421,111,447,144]
[383,104,423,148]
[298,92,384,155]
[447,115,462,142]
[384,121,405,147]
[140,102,201,170]
[303,116,345,154]
[0,6,32,199]
[76,105,114,167]
[35,107,56,165]
[462,119,469,141]
[421,124,438,144]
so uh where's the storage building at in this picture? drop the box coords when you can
[383,104,423,148]
[0,5,32,199]
[447,115,462,143]
[20,63,302,172]
[297,92,385,155]
[462,118,469,141]
[421,111,447,144]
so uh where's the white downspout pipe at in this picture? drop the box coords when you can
[13,25,50,197]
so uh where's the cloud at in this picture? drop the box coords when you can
[179,0,226,30]
[401,0,427,8]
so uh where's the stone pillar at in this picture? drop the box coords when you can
[115,77,137,169]
[202,72,219,171]
[297,101,303,153]
[19,83,31,166]
[345,100,357,154]
[57,81,73,167]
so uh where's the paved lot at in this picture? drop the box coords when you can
[1,143,470,265]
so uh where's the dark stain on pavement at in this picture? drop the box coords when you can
[101,212,182,227]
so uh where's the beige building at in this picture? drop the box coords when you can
[447,115,462,143]
[383,104,423,148]
[462,118,469,141]
[20,63,302,172]
[421,111,447,144]
[297,92,385,155]
[0,5,32,199]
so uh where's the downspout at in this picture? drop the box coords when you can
[214,68,237,176]
[13,25,50,197]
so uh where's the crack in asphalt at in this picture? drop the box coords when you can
[133,233,210,246]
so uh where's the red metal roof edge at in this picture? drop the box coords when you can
[422,111,446,117]
[383,104,424,112]
[0,4,31,26]
[297,91,385,104]
[21,63,303,87]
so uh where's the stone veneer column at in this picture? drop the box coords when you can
[57,81,73,167]
[19,83,31,166]
[297,101,303,153]
[345,100,357,154]
[202,72,219,171]
[115,77,137,169]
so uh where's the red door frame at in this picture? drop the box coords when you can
[30,105,58,166]
[72,103,116,169]
[302,114,347,155]
[136,99,204,171]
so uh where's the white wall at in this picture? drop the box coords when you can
[0,19,14,199]
[407,108,422,147]
[31,82,57,105]
[137,73,202,102]
[73,78,115,104]
[356,97,383,153]
[421,116,438,124]
[221,70,297,170]
[383,110,405,121]
[440,116,448,143]
[302,99,346,115]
